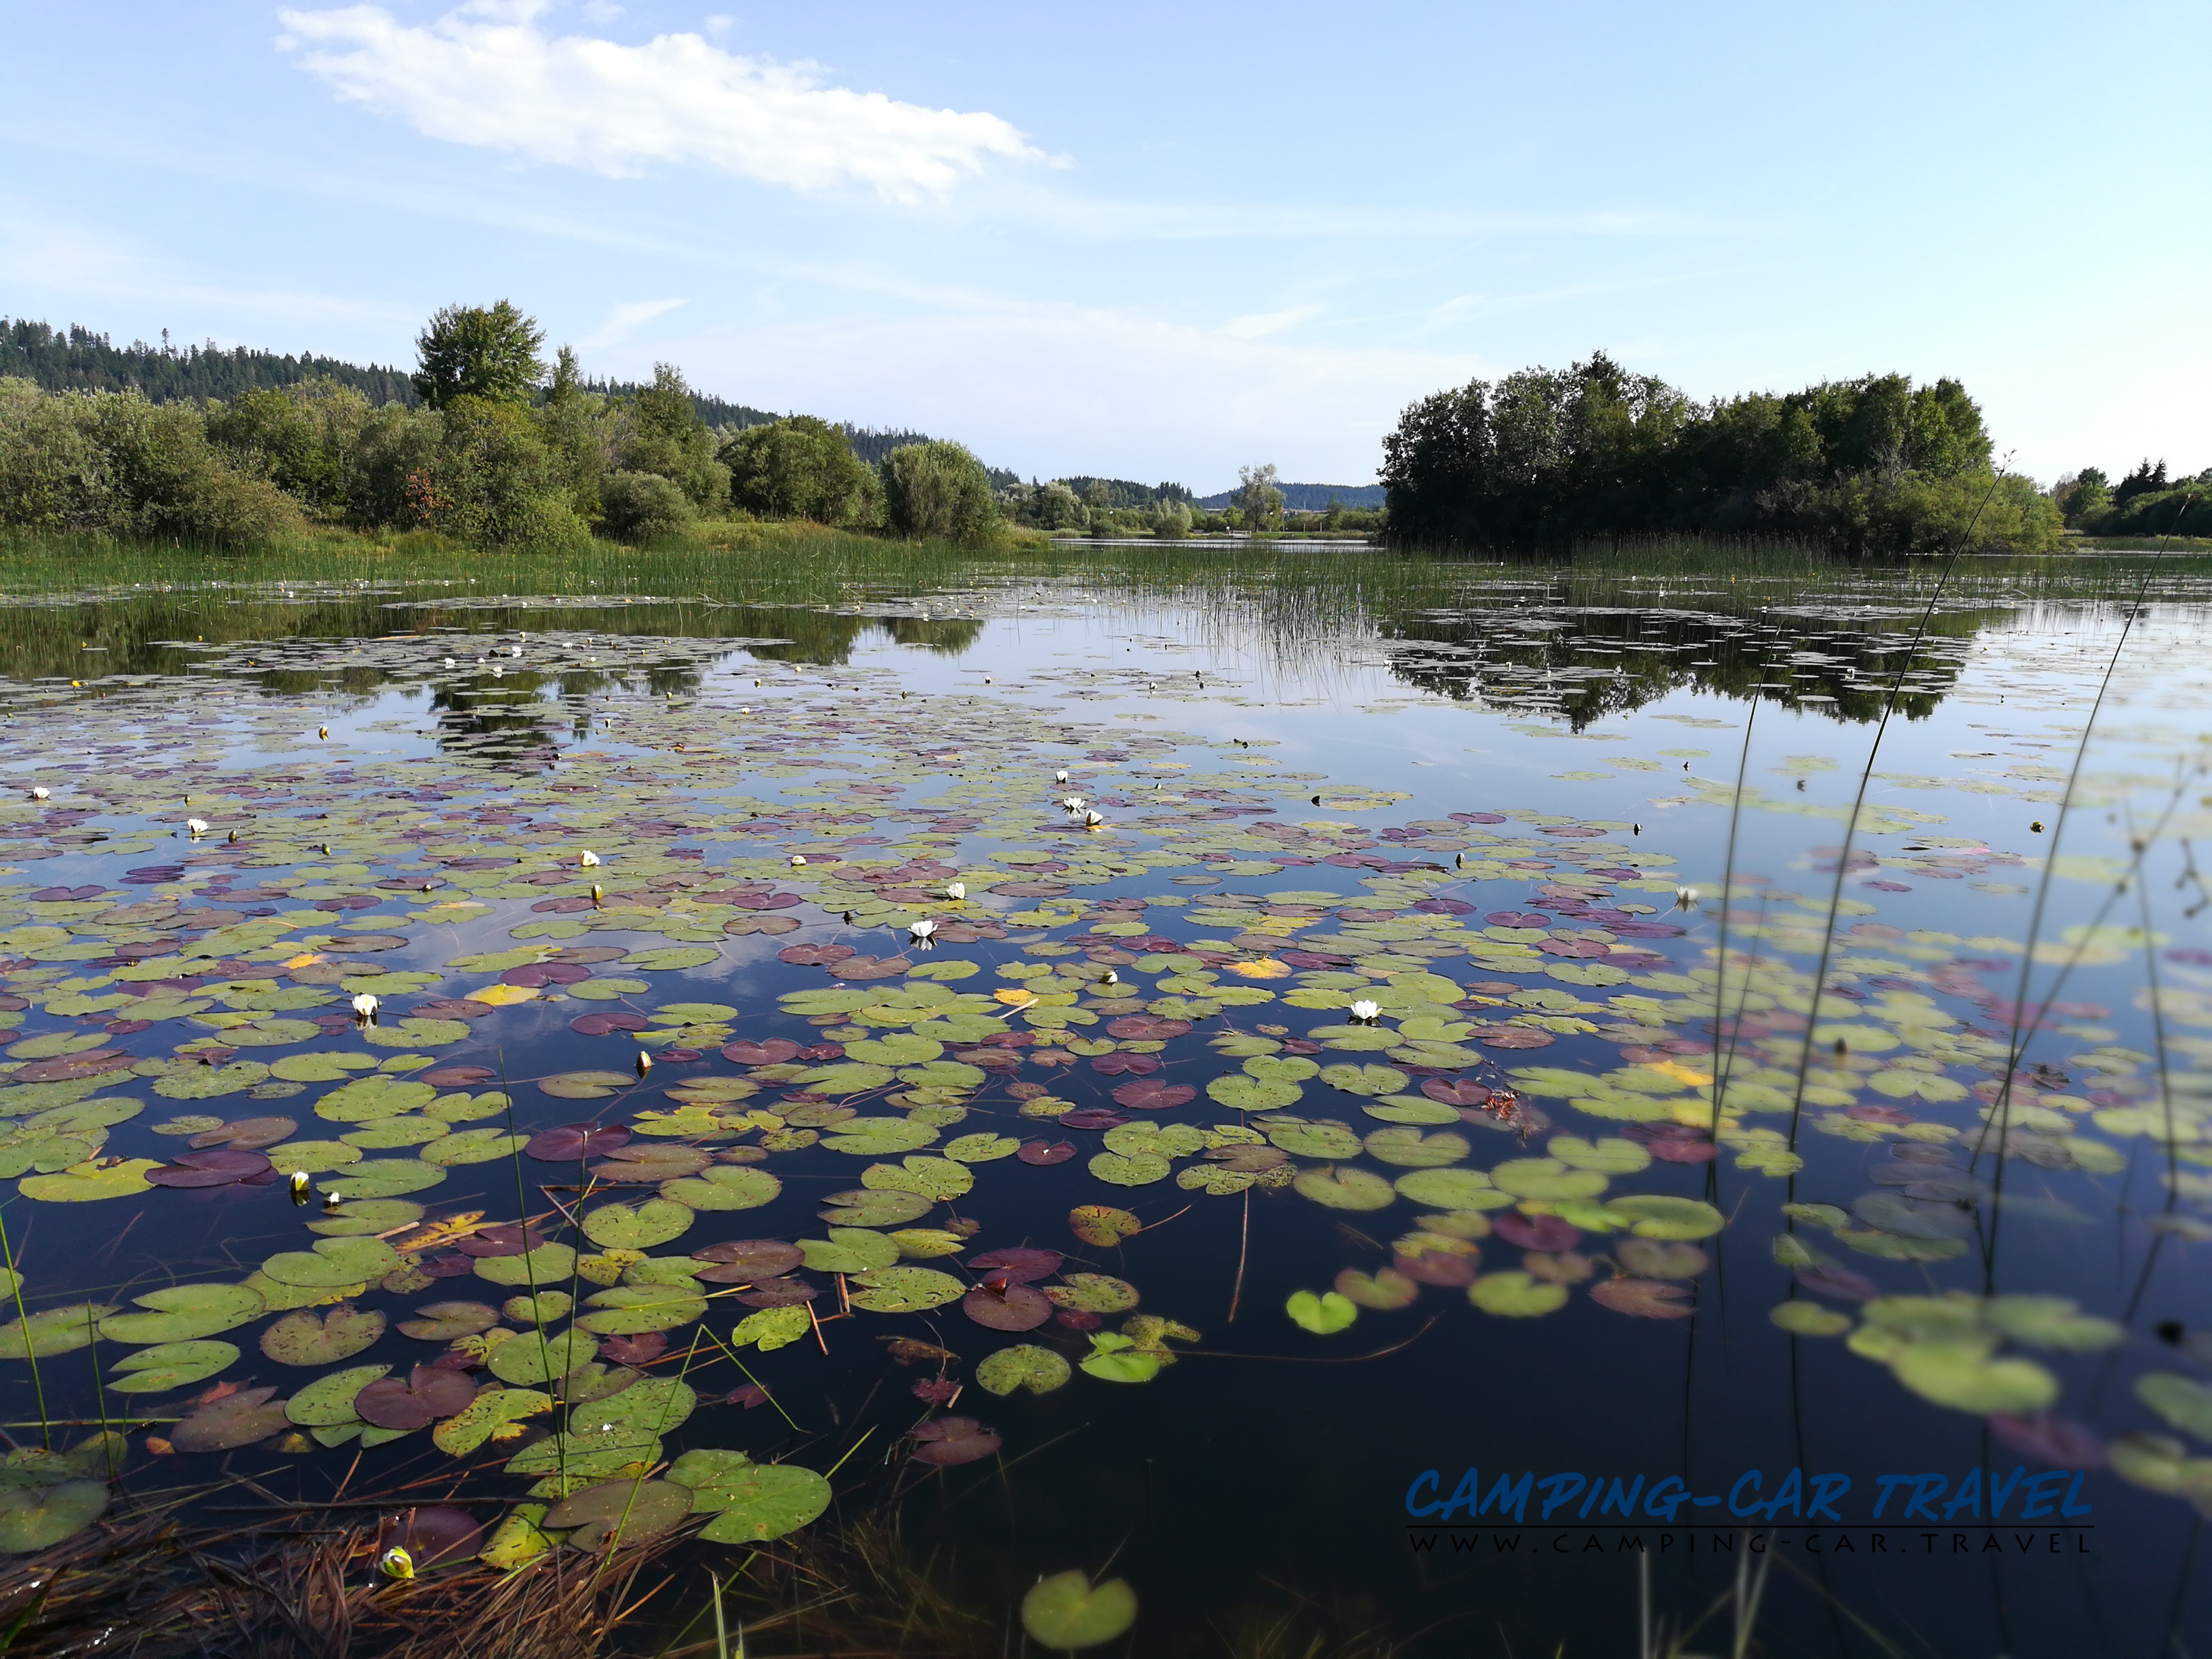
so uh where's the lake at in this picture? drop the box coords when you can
[0,538,2206,1658]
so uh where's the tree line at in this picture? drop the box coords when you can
[1379,353,2064,554]
[0,302,1008,549]
[2053,459,2209,539]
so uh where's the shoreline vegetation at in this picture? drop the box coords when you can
[0,304,2198,561]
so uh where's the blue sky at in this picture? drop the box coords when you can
[2,1,2205,491]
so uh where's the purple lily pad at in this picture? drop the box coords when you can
[1493,1213,1582,1252]
[525,1123,632,1162]
[910,1416,1002,1466]
[1017,1139,1076,1166]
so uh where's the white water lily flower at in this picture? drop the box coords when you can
[1101,970,1120,986]
[1082,810,1105,829]
[509,646,523,657]
[28,787,47,801]
[579,850,600,868]
[1054,770,1070,785]
[945,882,966,901]
[184,819,209,837]
[443,657,455,668]
[351,993,380,1020]
[909,918,938,942]
[790,855,807,867]
[1350,999,1382,1023]
[1674,886,1700,910]
[322,1189,343,1210]
[1060,796,1086,813]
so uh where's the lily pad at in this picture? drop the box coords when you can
[546,1477,695,1548]
[285,1363,390,1427]
[1469,1272,1568,1317]
[0,1305,120,1359]
[661,1164,781,1210]
[1286,1290,1358,1334]
[110,1338,238,1393]
[1607,1195,1726,1240]
[261,1237,401,1288]
[0,1480,107,1553]
[581,1199,695,1250]
[1022,1571,1138,1652]
[1292,1166,1396,1210]
[695,1464,834,1543]
[486,1328,600,1386]
[262,1303,387,1365]
[100,1284,264,1344]
[848,1267,967,1313]
[975,1345,1071,1395]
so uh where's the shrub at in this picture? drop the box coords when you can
[881,441,1000,544]
[721,416,881,527]
[599,470,697,541]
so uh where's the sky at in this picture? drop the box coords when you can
[1,1,2207,492]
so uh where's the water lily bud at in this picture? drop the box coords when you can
[591,884,603,906]
[226,829,238,844]
[288,1170,310,1204]
[317,725,329,739]
[2030,821,2044,833]
[579,850,600,868]
[635,1050,653,1078]
[322,1189,343,1211]
[28,787,48,801]
[790,855,806,867]
[1102,970,1120,986]
[1674,886,1700,911]
[1454,853,1465,867]
[378,1547,413,1582]
[351,993,380,1021]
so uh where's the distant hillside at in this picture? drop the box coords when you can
[1,316,1013,483]
[1197,481,1384,510]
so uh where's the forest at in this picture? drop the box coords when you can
[0,304,1020,550]
[1380,354,2071,554]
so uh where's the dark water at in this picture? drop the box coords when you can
[0,546,2207,1656]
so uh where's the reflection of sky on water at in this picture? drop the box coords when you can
[0,559,2209,1652]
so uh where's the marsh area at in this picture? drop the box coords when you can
[0,537,2205,1658]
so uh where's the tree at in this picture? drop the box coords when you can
[1235,464,1285,531]
[881,441,1000,544]
[411,301,546,409]
[720,415,880,526]
[613,364,726,509]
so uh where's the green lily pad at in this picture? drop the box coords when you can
[796,1063,898,1098]
[261,1237,401,1288]
[975,1345,1071,1396]
[1550,1136,1652,1174]
[862,1156,972,1202]
[266,1139,363,1174]
[2138,1373,2212,1442]
[361,1017,470,1048]
[110,1339,237,1393]
[660,1164,781,1210]
[1265,1120,1361,1158]
[20,1159,160,1202]
[1363,1128,1469,1168]
[286,1363,390,1427]
[270,1051,378,1082]
[327,1158,447,1197]
[1490,1158,1610,1202]
[1607,1195,1726,1240]
[848,1267,966,1313]
[1319,1063,1410,1097]
[1046,1274,1139,1313]
[474,1242,579,1287]
[1393,1168,1510,1210]
[100,1284,264,1344]
[577,1286,710,1334]
[582,1199,695,1250]
[504,1291,575,1326]
[696,1464,834,1543]
[1771,1302,1853,1337]
[314,1075,436,1122]
[0,1305,120,1359]
[487,1328,600,1386]
[821,1115,937,1153]
[1983,1295,2123,1353]
[732,1306,811,1352]
[1079,1332,1161,1383]
[1286,1290,1357,1334]
[1089,1151,1170,1187]
[942,1132,1021,1163]
[623,946,720,970]
[798,1229,900,1273]
[1022,1571,1138,1651]
[1891,1345,2058,1415]
[0,1480,107,1553]
[152,1063,271,1100]
[1208,1074,1304,1111]
[422,1128,527,1166]
[818,1188,933,1227]
[340,1114,449,1150]
[1469,1272,1569,1317]
[261,1303,387,1365]
[1292,1166,1396,1210]
[432,1386,552,1454]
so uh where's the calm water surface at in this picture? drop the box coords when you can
[0,546,2207,1657]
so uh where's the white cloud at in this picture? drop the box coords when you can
[578,296,687,348]
[274,1,1044,203]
